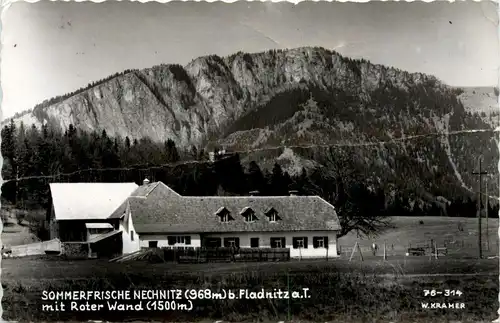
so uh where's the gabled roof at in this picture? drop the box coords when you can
[49,183,139,221]
[108,182,181,219]
[126,182,340,234]
[240,207,253,215]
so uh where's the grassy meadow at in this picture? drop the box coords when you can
[1,216,499,322]
[2,256,498,322]
[338,216,500,258]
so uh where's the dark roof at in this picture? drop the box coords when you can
[113,182,340,234]
[108,182,181,219]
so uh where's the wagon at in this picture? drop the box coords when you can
[407,247,426,256]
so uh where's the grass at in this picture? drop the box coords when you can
[339,216,500,258]
[2,215,499,321]
[1,208,43,246]
[2,256,499,322]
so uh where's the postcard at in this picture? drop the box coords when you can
[1,1,498,322]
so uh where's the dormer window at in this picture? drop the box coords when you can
[215,207,234,223]
[240,207,258,223]
[265,207,281,222]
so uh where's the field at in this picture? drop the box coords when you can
[2,256,499,322]
[2,216,499,322]
[338,216,500,258]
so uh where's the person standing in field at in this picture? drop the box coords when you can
[372,242,378,256]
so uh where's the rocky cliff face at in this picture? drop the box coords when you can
[6,47,498,200]
[8,47,458,145]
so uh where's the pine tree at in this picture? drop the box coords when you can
[269,163,287,196]
[247,161,266,193]
[1,119,17,180]
[125,136,131,150]
[190,145,199,161]
[164,139,180,163]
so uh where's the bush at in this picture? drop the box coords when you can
[15,210,26,225]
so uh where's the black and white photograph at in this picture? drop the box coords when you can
[0,1,499,322]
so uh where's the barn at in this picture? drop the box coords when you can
[47,182,139,257]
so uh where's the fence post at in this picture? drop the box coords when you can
[287,269,291,321]
[383,240,387,261]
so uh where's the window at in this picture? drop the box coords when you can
[216,207,234,223]
[250,238,260,248]
[167,236,191,245]
[313,237,329,249]
[270,237,286,248]
[265,208,281,222]
[241,208,258,222]
[223,237,240,248]
[130,230,135,241]
[292,237,308,249]
[205,238,222,248]
[244,213,258,222]
[149,241,158,248]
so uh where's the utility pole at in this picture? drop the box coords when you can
[485,183,489,251]
[472,157,487,259]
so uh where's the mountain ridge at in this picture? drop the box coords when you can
[4,46,498,204]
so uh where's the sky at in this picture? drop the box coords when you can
[1,1,499,119]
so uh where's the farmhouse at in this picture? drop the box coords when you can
[48,179,341,259]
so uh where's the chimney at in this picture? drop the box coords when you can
[249,190,260,196]
[143,178,150,186]
[289,190,299,196]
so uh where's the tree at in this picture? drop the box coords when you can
[164,139,180,163]
[125,136,131,150]
[269,163,288,195]
[246,161,266,193]
[190,145,199,161]
[316,147,393,238]
[1,120,17,180]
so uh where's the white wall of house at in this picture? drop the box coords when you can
[119,209,141,254]
[203,231,339,258]
[139,234,202,248]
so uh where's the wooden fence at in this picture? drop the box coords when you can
[150,246,291,263]
[339,237,499,259]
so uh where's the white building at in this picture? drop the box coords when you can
[48,179,341,259]
[109,179,341,259]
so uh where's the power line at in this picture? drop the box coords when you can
[1,127,496,185]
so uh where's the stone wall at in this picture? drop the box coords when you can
[61,242,89,259]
